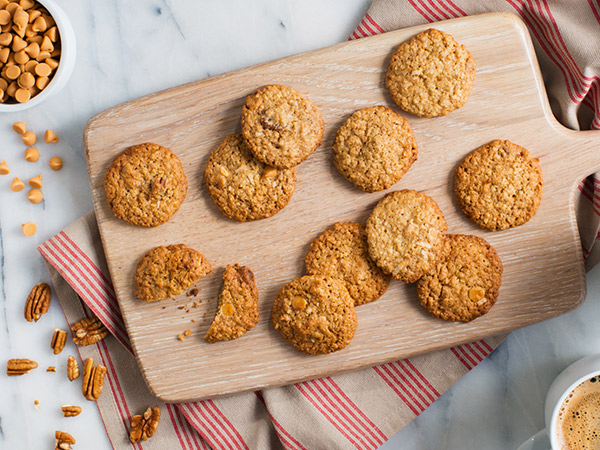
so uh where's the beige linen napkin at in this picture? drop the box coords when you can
[38,1,600,448]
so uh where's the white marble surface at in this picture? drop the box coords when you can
[0,1,599,449]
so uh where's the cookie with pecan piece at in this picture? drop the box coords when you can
[417,234,502,322]
[241,85,324,169]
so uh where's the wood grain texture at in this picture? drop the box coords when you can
[84,13,600,402]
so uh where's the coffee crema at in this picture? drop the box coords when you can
[557,376,600,450]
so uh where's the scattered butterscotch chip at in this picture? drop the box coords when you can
[6,358,38,376]
[0,159,9,174]
[24,146,39,162]
[24,282,51,322]
[130,406,161,443]
[12,121,26,134]
[44,128,58,143]
[27,188,43,204]
[46,366,56,372]
[61,405,82,417]
[184,329,191,336]
[51,328,67,354]
[49,156,62,170]
[34,399,39,405]
[81,357,107,401]
[28,173,42,188]
[10,177,24,192]
[55,430,76,450]
[67,355,79,381]
[21,222,37,236]
[71,317,109,346]
[22,130,36,146]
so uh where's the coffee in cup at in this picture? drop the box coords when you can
[556,375,600,450]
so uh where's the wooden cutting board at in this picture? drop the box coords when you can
[84,12,600,403]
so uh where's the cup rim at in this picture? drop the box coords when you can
[0,0,75,112]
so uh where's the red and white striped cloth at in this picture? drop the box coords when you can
[38,1,600,448]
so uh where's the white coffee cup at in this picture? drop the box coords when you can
[518,354,600,450]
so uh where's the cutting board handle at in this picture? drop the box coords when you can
[558,129,600,185]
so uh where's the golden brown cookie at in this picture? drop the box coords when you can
[454,139,543,231]
[305,222,391,305]
[333,106,418,192]
[385,28,476,118]
[134,244,212,302]
[205,264,259,343]
[205,133,296,222]
[104,143,187,227]
[271,275,357,355]
[241,85,324,169]
[366,189,448,283]
[417,234,503,322]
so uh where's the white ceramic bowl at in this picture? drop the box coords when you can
[0,0,76,112]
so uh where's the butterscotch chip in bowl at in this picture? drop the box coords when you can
[305,222,390,306]
[205,264,259,343]
[134,244,212,302]
[386,28,476,118]
[205,133,296,222]
[271,275,357,355]
[454,139,543,231]
[241,84,324,169]
[366,189,448,283]
[333,106,418,193]
[417,234,503,322]
[104,143,188,227]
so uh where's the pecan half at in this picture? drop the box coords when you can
[6,358,38,376]
[71,317,108,346]
[51,328,67,355]
[130,405,161,443]
[55,430,76,449]
[81,357,107,401]
[24,282,51,322]
[67,355,80,381]
[61,405,82,417]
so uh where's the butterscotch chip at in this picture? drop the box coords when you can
[10,177,24,191]
[34,61,50,76]
[6,64,20,80]
[28,173,42,188]
[15,87,31,103]
[0,159,9,174]
[271,275,357,355]
[49,156,62,170]
[386,28,476,118]
[205,264,259,343]
[366,190,448,283]
[22,130,36,146]
[24,147,39,162]
[454,139,543,231]
[104,143,187,227]
[417,234,503,322]
[333,106,418,192]
[21,222,36,236]
[305,222,391,305]
[134,244,212,302]
[241,84,324,169]
[27,188,42,204]
[205,133,296,222]
[12,120,26,134]
[44,128,58,143]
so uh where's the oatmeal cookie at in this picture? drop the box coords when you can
[104,143,188,227]
[417,234,503,322]
[205,133,296,222]
[385,28,476,118]
[271,275,357,355]
[305,222,390,305]
[454,139,543,231]
[205,264,259,343]
[134,244,212,302]
[333,106,418,192]
[366,189,448,283]
[241,85,324,169]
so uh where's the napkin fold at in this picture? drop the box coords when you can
[38,1,600,448]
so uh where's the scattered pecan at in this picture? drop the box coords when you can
[67,355,80,381]
[61,405,82,417]
[51,328,68,355]
[71,317,108,346]
[129,405,161,443]
[81,357,107,401]
[47,366,56,372]
[6,358,38,376]
[260,116,286,132]
[55,430,76,449]
[24,282,51,322]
